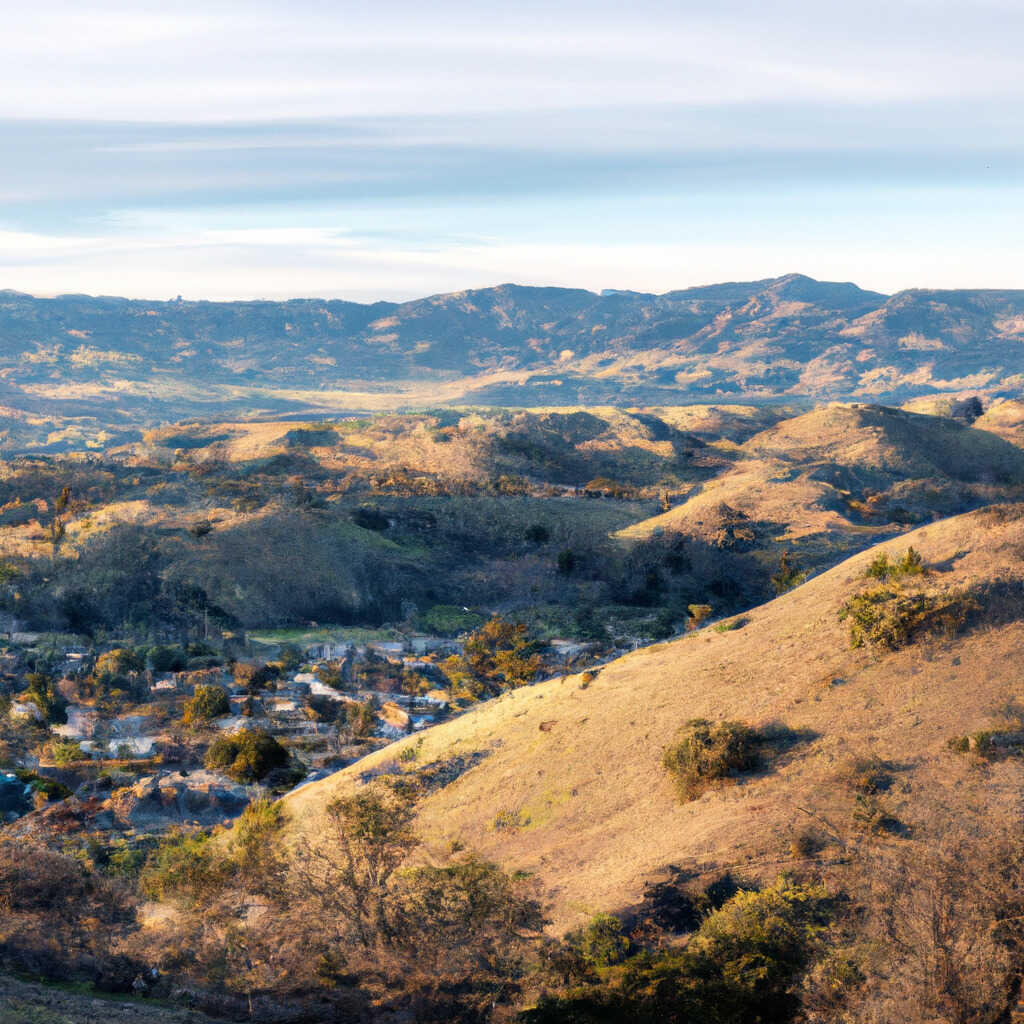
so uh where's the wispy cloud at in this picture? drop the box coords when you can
[1,0,1022,297]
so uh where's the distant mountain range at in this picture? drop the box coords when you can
[2,273,1024,449]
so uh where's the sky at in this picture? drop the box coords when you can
[2,0,1023,301]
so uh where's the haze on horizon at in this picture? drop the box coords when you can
[3,0,1023,302]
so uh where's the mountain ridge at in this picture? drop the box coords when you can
[3,273,1024,451]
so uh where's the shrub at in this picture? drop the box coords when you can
[570,913,631,968]
[864,546,924,582]
[838,585,972,649]
[842,755,894,795]
[851,794,903,835]
[526,523,550,544]
[713,617,747,633]
[687,604,713,629]
[51,739,85,765]
[522,877,833,1024]
[662,719,762,801]
[139,829,230,905]
[352,506,390,531]
[14,768,71,801]
[493,807,529,830]
[205,728,289,782]
[182,684,229,726]
[791,829,822,858]
[771,550,807,594]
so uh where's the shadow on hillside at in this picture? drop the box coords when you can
[757,722,819,773]
[628,867,752,939]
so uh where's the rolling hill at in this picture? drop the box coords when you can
[616,403,1024,573]
[281,504,1024,931]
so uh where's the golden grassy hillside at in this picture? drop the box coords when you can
[616,403,1024,562]
[283,504,1024,931]
[975,398,1024,447]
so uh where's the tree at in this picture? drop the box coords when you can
[557,549,576,574]
[94,648,143,678]
[205,729,288,782]
[950,395,983,424]
[443,616,542,699]
[183,684,230,726]
[295,785,416,951]
[345,699,377,739]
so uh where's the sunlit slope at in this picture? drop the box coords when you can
[283,505,1024,930]
[616,404,1024,555]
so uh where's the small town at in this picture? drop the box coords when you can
[0,617,603,851]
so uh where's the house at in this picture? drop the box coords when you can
[307,642,351,661]
[8,700,43,722]
[369,641,406,660]
[150,675,179,694]
[547,639,600,661]
[409,635,462,656]
[308,680,347,701]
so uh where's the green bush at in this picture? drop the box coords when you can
[662,720,762,801]
[139,829,230,905]
[864,546,924,582]
[570,913,631,968]
[204,728,289,782]
[522,877,833,1024]
[51,739,85,765]
[183,684,229,726]
[838,585,972,649]
[13,768,71,801]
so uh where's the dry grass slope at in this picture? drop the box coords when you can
[283,504,1024,931]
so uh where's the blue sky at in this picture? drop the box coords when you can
[2,0,1023,300]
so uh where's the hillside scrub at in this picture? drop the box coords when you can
[135,781,547,1019]
[522,877,834,1024]
[864,545,924,582]
[662,720,763,801]
[838,585,974,649]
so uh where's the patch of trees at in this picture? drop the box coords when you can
[183,684,229,726]
[524,877,834,1024]
[442,616,543,699]
[204,728,290,783]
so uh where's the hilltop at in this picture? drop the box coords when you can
[616,403,1024,572]
[282,503,1024,930]
[5,274,1024,451]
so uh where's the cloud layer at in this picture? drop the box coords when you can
[2,1,1022,299]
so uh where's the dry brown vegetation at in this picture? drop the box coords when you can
[285,503,1024,936]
